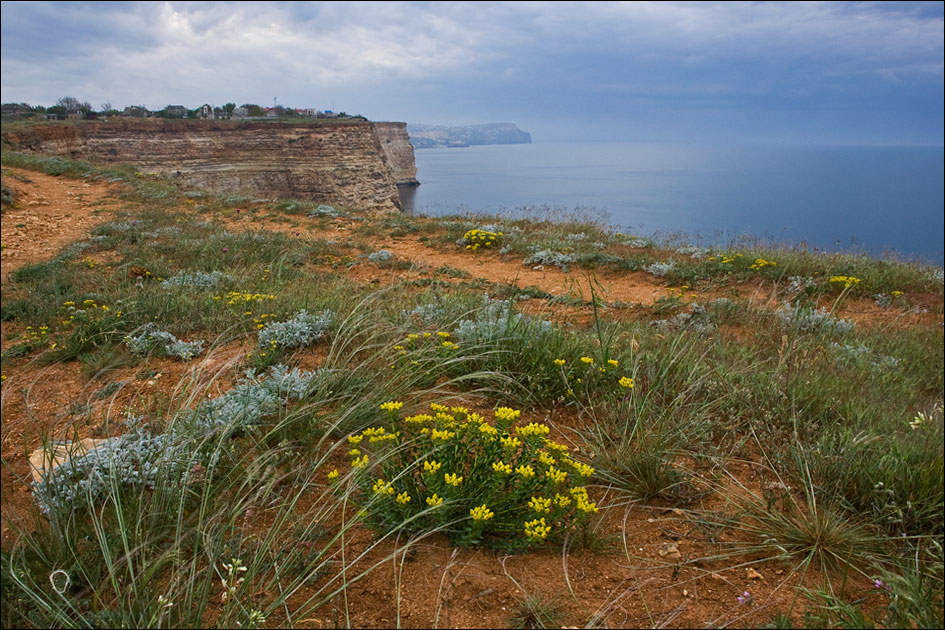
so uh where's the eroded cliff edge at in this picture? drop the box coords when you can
[374,122,419,186]
[2,119,418,210]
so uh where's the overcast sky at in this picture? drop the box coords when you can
[2,1,942,144]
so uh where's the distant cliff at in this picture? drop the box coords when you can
[2,119,418,209]
[407,122,532,148]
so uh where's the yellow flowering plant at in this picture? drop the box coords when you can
[461,229,502,251]
[347,402,597,550]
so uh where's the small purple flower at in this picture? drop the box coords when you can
[874,579,891,592]
[737,591,753,606]
[236,209,241,213]
[223,247,228,253]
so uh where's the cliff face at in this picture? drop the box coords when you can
[2,119,416,210]
[374,122,419,185]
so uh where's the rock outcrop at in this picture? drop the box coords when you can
[2,119,417,210]
[374,122,419,186]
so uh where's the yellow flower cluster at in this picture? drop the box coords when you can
[749,258,777,271]
[570,487,598,513]
[619,376,635,389]
[492,460,513,474]
[528,496,552,513]
[217,291,276,306]
[462,229,502,251]
[501,435,522,450]
[516,422,551,438]
[426,493,444,506]
[524,517,551,540]
[516,464,536,478]
[396,491,412,505]
[545,466,567,484]
[469,504,495,521]
[431,428,456,441]
[444,472,464,487]
[423,459,442,474]
[494,407,521,422]
[562,457,595,478]
[380,400,404,412]
[829,275,862,289]
[372,479,395,496]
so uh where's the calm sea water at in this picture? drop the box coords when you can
[399,142,944,264]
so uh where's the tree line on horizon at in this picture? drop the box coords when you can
[1,96,357,121]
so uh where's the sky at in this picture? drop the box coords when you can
[1,1,943,145]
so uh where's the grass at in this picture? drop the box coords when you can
[1,155,942,627]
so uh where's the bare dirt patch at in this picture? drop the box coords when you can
[1,168,119,280]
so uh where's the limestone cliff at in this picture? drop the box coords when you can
[374,122,419,186]
[2,119,416,210]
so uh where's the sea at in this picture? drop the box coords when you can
[398,142,944,265]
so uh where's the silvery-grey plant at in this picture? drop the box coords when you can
[258,309,333,350]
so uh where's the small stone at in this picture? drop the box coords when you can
[658,543,681,559]
[747,568,763,580]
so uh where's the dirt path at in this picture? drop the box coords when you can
[1,168,118,280]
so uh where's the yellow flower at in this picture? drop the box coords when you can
[351,454,369,468]
[380,401,404,412]
[327,469,340,481]
[423,459,442,474]
[580,356,594,365]
[619,376,635,389]
[444,472,463,487]
[348,434,363,445]
[469,504,494,521]
[538,451,556,466]
[607,359,619,368]
[396,491,412,505]
[553,358,566,366]
[426,493,444,507]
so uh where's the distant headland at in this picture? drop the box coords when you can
[407,122,531,148]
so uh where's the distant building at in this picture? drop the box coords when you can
[231,106,249,119]
[66,109,84,120]
[198,104,214,120]
[122,106,150,118]
[165,105,187,118]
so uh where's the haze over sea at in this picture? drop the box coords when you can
[400,142,944,265]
